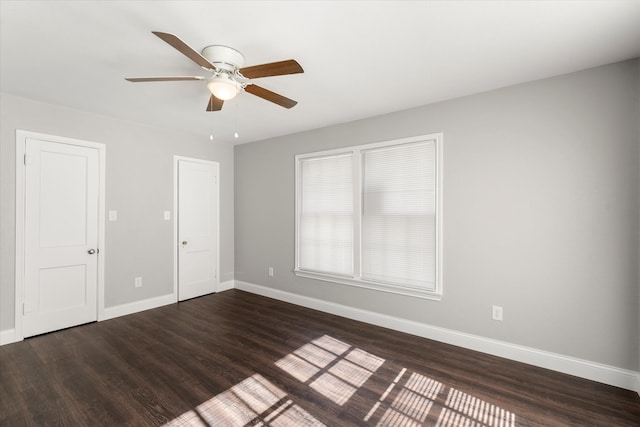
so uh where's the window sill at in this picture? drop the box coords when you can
[293,269,442,301]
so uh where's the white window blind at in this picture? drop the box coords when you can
[361,142,436,290]
[298,154,353,276]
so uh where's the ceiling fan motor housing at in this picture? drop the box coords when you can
[201,45,245,72]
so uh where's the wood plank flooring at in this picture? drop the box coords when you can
[1,289,639,426]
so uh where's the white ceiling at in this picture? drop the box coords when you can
[1,1,639,145]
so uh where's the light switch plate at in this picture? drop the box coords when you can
[108,210,117,221]
[163,211,171,220]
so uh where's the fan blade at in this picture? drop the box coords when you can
[245,84,298,109]
[125,76,205,82]
[206,95,224,111]
[240,60,303,79]
[152,31,216,70]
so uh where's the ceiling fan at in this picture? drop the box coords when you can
[125,31,304,111]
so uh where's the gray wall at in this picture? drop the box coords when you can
[235,60,640,371]
[0,94,234,329]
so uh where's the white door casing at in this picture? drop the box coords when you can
[174,157,219,301]
[15,131,105,339]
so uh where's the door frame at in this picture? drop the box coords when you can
[173,156,220,301]
[15,130,106,341]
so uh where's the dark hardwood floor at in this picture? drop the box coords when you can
[1,289,639,426]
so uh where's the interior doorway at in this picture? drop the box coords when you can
[174,156,220,301]
[15,130,105,339]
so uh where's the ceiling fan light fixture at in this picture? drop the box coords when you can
[207,74,240,100]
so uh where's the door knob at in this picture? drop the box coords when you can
[87,248,96,254]
[182,241,188,245]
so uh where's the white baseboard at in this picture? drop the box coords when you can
[234,280,640,393]
[101,293,176,321]
[217,280,235,292]
[0,328,19,346]
[100,283,233,321]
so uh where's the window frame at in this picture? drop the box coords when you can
[294,133,443,300]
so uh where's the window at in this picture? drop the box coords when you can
[295,134,443,299]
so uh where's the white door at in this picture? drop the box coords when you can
[177,159,219,301]
[23,138,100,337]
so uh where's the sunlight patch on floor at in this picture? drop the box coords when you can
[165,334,519,426]
[295,342,338,368]
[163,374,326,427]
[364,367,516,426]
[367,370,442,426]
[435,388,516,427]
[273,353,320,382]
[309,370,357,405]
[276,334,385,405]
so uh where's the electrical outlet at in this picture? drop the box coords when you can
[135,277,142,288]
[492,305,503,321]
[268,267,274,277]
